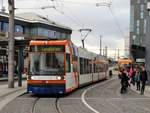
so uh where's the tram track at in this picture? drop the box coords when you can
[29,96,63,113]
[31,97,40,113]
[55,98,63,113]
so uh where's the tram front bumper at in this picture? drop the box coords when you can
[27,84,65,95]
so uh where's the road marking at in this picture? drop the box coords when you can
[82,90,100,113]
[81,78,115,113]
[109,97,150,100]
[64,97,150,100]
[62,97,150,100]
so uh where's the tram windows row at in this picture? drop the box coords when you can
[79,57,106,74]
[66,54,107,74]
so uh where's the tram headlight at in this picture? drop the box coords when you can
[57,76,61,80]
[31,76,35,80]
[57,76,65,80]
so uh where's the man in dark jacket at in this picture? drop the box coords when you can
[140,65,148,95]
[120,68,129,94]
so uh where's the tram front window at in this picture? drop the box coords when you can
[29,53,64,75]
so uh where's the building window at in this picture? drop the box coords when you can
[130,5,134,32]
[144,19,146,34]
[61,33,66,39]
[141,4,144,11]
[144,0,147,3]
[136,20,140,27]
[15,25,23,33]
[3,23,9,32]
[140,12,144,19]
[149,11,150,16]
[137,27,140,34]
[31,28,38,35]
[137,0,140,4]
[48,29,56,38]
[132,35,136,45]
[140,38,143,45]
[55,32,60,39]
[0,22,1,31]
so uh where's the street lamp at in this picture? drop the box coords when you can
[95,0,112,7]
[79,28,92,48]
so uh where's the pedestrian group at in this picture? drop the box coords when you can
[119,64,148,95]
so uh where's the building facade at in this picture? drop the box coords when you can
[130,0,150,83]
[130,0,149,62]
[0,12,72,78]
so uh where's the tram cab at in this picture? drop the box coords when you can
[27,40,78,94]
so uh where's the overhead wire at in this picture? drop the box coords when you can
[58,0,96,6]
[59,0,112,47]
[53,7,85,29]
[108,6,125,39]
[60,5,86,28]
[16,0,123,52]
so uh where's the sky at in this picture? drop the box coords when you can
[0,0,130,58]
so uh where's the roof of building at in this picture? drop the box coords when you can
[0,12,72,31]
[16,13,72,30]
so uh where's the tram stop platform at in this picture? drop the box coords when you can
[0,81,27,111]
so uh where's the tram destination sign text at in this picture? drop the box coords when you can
[30,45,65,52]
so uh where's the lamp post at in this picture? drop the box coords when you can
[100,35,102,55]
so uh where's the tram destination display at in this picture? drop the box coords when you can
[30,45,65,52]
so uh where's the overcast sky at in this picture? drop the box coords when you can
[0,0,130,58]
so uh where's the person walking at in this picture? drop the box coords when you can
[134,67,141,91]
[140,65,148,95]
[120,68,129,94]
[109,70,113,78]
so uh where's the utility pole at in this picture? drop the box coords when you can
[100,35,102,55]
[105,46,108,58]
[8,0,15,88]
[117,49,120,60]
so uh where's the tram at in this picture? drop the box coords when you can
[118,58,132,68]
[27,40,108,94]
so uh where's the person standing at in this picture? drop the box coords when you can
[134,67,141,91]
[140,65,148,95]
[129,65,135,85]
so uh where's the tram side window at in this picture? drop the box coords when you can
[66,53,71,72]
[89,60,92,73]
[94,63,96,73]
[101,64,105,72]
[87,59,90,74]
[96,64,98,73]
[84,59,86,74]
[84,58,88,74]
[80,58,84,74]
[73,56,78,72]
